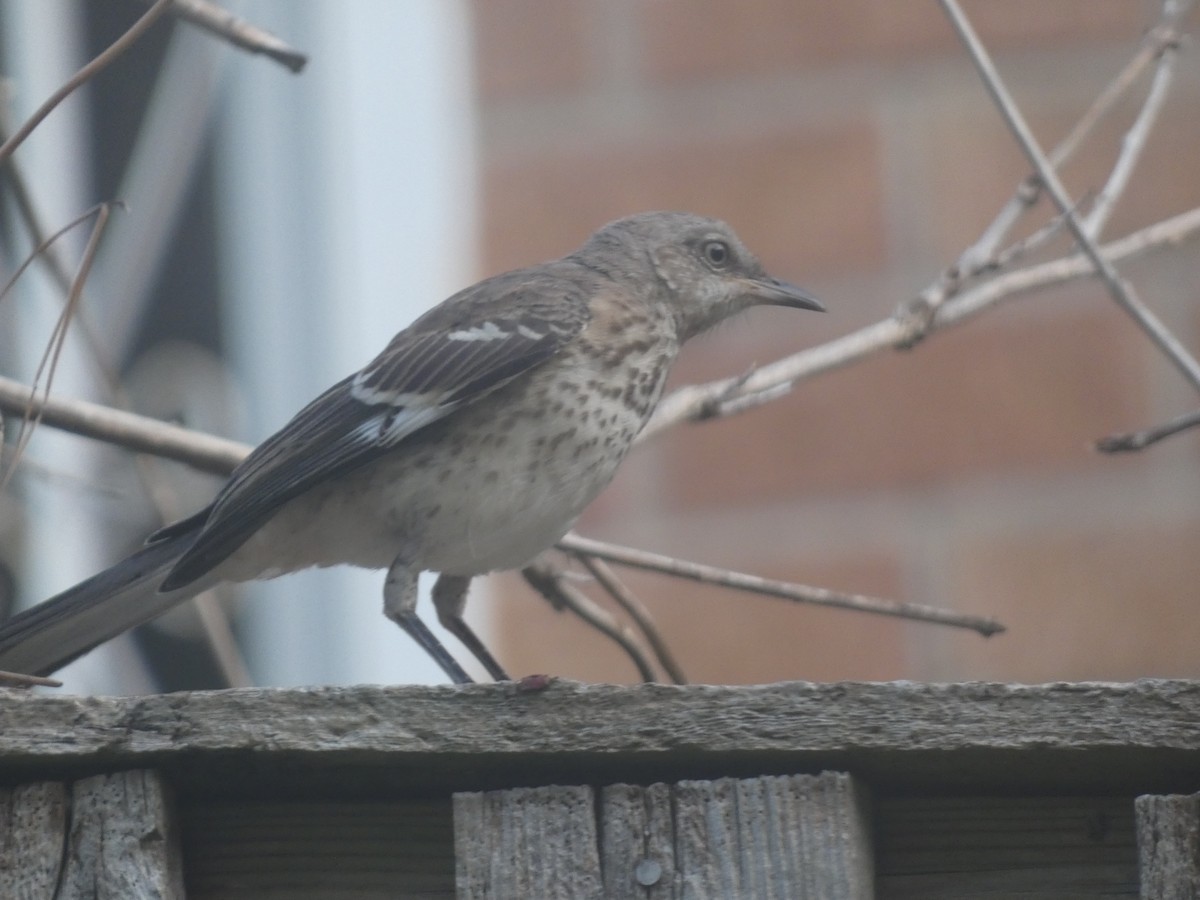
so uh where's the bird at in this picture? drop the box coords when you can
[0,211,823,684]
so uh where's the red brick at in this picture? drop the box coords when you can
[483,123,885,281]
[934,2,1152,52]
[470,0,592,100]
[639,0,1147,84]
[926,92,1200,261]
[1099,109,1200,239]
[656,296,1149,510]
[638,0,875,83]
[942,521,1200,681]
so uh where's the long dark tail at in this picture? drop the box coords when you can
[0,526,206,677]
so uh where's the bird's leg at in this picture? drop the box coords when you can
[432,574,511,682]
[384,557,473,684]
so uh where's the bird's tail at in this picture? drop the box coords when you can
[0,527,205,678]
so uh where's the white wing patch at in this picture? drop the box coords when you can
[349,371,436,407]
[344,311,562,447]
[351,403,451,448]
[447,321,509,342]
[516,324,544,340]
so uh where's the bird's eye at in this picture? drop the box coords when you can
[702,240,730,269]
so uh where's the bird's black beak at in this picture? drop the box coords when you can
[753,277,825,312]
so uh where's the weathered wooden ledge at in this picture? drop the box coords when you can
[1,678,1197,797]
[3,679,1199,897]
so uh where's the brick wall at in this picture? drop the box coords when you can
[469,1,1200,685]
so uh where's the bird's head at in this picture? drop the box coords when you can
[580,211,824,341]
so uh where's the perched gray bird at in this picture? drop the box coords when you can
[0,211,822,683]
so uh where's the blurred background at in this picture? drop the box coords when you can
[1,0,1198,693]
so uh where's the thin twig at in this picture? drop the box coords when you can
[901,1,1194,345]
[0,0,173,167]
[1051,17,1185,181]
[0,204,115,309]
[2,204,114,491]
[940,0,1200,394]
[0,119,73,294]
[521,560,658,682]
[0,374,248,474]
[144,0,308,72]
[574,554,688,684]
[558,533,1006,637]
[1081,15,1184,239]
[989,205,1077,271]
[970,12,1187,269]
[0,669,63,689]
[642,206,1200,439]
[1096,408,1200,453]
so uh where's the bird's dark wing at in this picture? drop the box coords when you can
[160,268,593,589]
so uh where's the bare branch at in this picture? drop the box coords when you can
[142,0,308,72]
[2,203,115,490]
[0,669,62,689]
[1081,15,1185,239]
[0,373,247,475]
[967,10,1189,269]
[0,204,116,310]
[1096,408,1200,453]
[521,560,658,682]
[1052,17,1186,179]
[557,533,1006,637]
[940,0,1200,393]
[0,120,73,294]
[573,554,688,684]
[0,0,173,167]
[643,207,1200,438]
[989,207,1075,271]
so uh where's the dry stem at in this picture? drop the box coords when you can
[558,534,1005,637]
[0,0,173,167]
[144,0,308,72]
[940,0,1200,393]
[521,560,657,682]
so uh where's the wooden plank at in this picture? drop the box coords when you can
[0,780,67,897]
[1136,793,1200,899]
[58,770,185,900]
[876,796,1136,898]
[601,782,675,900]
[670,773,872,900]
[461,774,871,899]
[454,784,603,900]
[1,681,1198,795]
[183,800,454,899]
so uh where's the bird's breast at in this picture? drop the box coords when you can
[226,328,678,580]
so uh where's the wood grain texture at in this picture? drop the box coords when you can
[0,780,67,898]
[877,796,1136,898]
[454,784,604,900]
[457,774,871,899]
[183,800,454,899]
[601,782,675,900]
[1,680,1197,796]
[1136,793,1200,900]
[670,773,872,900]
[58,770,184,900]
